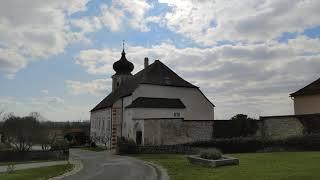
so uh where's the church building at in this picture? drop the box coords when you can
[90,48,215,149]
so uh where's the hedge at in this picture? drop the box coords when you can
[185,134,320,153]
[117,134,320,154]
[0,149,69,162]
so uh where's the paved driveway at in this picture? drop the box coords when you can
[62,149,157,180]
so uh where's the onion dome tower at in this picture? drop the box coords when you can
[112,41,134,91]
[113,49,134,75]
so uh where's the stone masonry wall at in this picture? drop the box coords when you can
[144,119,213,145]
[259,116,304,140]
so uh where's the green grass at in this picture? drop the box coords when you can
[81,146,107,152]
[135,152,320,180]
[0,164,73,180]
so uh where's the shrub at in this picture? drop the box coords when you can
[187,137,264,153]
[90,142,97,148]
[200,149,222,160]
[6,163,15,174]
[117,137,137,154]
[0,143,12,151]
[186,134,320,153]
[51,140,69,150]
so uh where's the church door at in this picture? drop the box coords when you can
[136,131,142,145]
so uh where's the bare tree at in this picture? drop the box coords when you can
[0,109,5,121]
[101,135,110,149]
[2,115,42,151]
[38,130,57,150]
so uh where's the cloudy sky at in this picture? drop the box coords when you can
[0,0,320,121]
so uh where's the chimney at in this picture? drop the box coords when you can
[144,57,149,69]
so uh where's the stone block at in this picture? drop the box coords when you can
[187,155,239,167]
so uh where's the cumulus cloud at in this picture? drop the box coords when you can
[41,90,49,95]
[74,36,320,118]
[66,79,112,96]
[115,0,152,31]
[158,0,320,45]
[0,0,89,78]
[72,0,155,33]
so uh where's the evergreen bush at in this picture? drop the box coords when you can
[200,148,222,160]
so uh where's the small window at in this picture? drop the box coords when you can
[174,112,180,117]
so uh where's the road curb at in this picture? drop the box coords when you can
[49,156,83,180]
[143,161,170,180]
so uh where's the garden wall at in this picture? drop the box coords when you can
[144,119,213,145]
[0,149,69,162]
[259,113,320,139]
[135,145,199,154]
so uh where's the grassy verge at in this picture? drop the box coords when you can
[0,164,73,180]
[81,146,107,152]
[135,152,320,180]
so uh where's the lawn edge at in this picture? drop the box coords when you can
[144,160,170,180]
[48,157,83,180]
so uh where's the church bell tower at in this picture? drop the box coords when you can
[112,42,134,91]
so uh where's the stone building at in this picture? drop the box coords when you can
[290,77,320,115]
[90,49,214,148]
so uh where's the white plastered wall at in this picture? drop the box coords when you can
[90,108,112,148]
[294,94,320,115]
[133,84,214,120]
[131,108,185,119]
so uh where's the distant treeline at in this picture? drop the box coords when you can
[0,113,90,132]
[40,121,90,130]
[213,114,259,138]
[0,120,90,130]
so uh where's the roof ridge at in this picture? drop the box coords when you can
[291,77,320,97]
[91,59,199,112]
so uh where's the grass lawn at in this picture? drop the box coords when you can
[0,164,73,180]
[81,146,107,152]
[135,152,320,180]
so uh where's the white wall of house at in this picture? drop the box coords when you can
[131,108,185,119]
[90,108,112,147]
[294,94,320,115]
[122,95,133,139]
[133,84,214,120]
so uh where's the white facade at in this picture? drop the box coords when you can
[133,84,214,120]
[90,108,112,147]
[90,83,215,146]
[131,108,185,120]
[118,84,214,144]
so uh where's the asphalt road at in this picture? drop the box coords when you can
[62,149,157,180]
